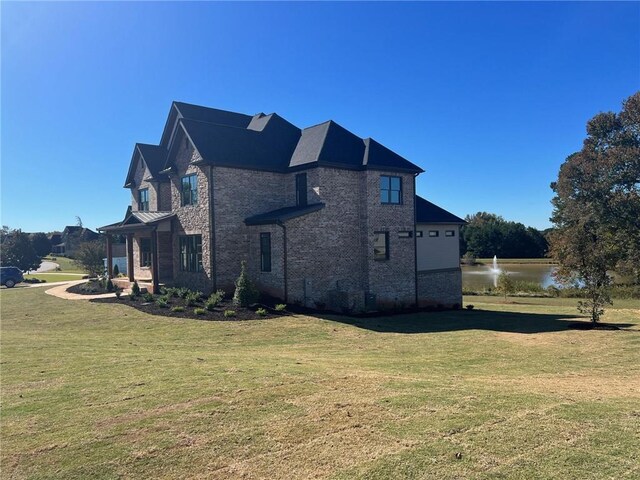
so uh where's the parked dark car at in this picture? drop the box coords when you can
[1,266,24,288]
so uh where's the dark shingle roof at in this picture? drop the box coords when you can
[136,144,168,178]
[139,102,424,179]
[174,102,252,128]
[415,196,466,224]
[244,203,325,226]
[180,115,300,172]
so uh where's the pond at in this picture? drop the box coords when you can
[462,263,558,290]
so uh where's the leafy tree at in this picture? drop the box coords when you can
[30,232,51,257]
[461,212,548,258]
[73,240,105,277]
[549,91,640,323]
[0,229,41,272]
[233,260,259,307]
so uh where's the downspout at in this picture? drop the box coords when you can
[413,173,419,307]
[277,221,288,303]
[209,165,217,291]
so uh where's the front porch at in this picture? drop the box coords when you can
[99,209,175,294]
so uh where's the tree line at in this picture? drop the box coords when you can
[460,212,549,259]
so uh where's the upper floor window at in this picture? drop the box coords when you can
[296,173,307,207]
[380,175,402,204]
[138,188,149,211]
[179,235,202,272]
[181,174,198,206]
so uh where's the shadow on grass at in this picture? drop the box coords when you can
[316,309,635,334]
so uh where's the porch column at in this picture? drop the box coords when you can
[126,233,134,282]
[151,229,160,294]
[106,234,113,279]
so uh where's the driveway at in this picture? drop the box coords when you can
[34,261,60,273]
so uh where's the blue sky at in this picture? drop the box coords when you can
[1,1,638,233]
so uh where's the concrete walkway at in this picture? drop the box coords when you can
[44,280,118,300]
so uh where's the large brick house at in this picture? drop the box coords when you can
[99,102,464,311]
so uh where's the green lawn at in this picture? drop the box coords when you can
[1,289,638,479]
[24,273,86,283]
[42,256,87,273]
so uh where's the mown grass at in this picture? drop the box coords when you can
[1,288,638,479]
[23,273,86,283]
[42,256,86,273]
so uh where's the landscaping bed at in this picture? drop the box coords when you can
[67,279,111,295]
[91,285,287,321]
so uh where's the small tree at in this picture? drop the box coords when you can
[0,229,41,272]
[73,240,105,277]
[113,264,120,276]
[496,270,515,300]
[232,261,259,307]
[131,280,141,296]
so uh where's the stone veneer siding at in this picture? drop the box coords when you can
[416,268,462,307]
[169,139,213,292]
[131,155,159,211]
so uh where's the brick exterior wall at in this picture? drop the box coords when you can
[122,136,458,309]
[364,170,417,307]
[286,168,367,309]
[211,166,293,292]
[417,268,462,307]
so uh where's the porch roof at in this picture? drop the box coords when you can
[244,203,325,226]
[98,209,175,232]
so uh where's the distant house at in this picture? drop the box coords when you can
[100,102,465,311]
[51,226,101,257]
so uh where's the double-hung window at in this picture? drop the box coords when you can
[260,233,271,272]
[179,235,203,272]
[380,175,402,204]
[140,238,151,267]
[181,174,198,206]
[373,231,389,260]
[138,189,149,211]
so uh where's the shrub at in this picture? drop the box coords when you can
[131,281,141,296]
[209,289,225,305]
[205,298,217,311]
[127,292,137,301]
[157,298,168,308]
[112,264,119,276]
[256,307,267,316]
[223,309,237,318]
[232,261,259,307]
[142,292,154,302]
[185,292,200,307]
[274,303,287,312]
[466,304,475,310]
[105,278,114,292]
[171,306,185,313]
[164,287,179,298]
[194,308,206,315]
[177,287,191,299]
[115,289,122,299]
